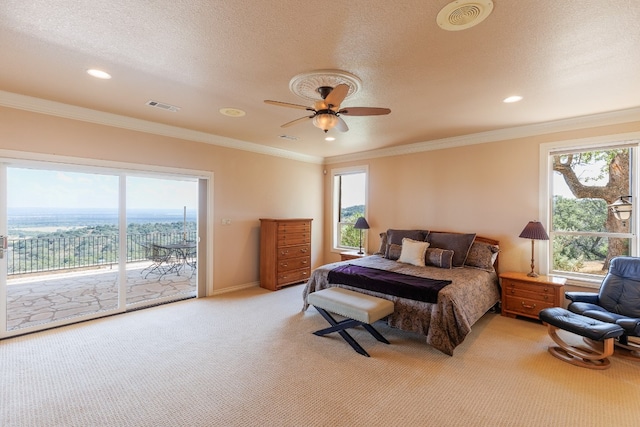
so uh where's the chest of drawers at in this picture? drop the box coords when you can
[499,271,566,320]
[259,218,312,291]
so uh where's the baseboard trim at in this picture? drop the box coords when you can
[209,281,260,296]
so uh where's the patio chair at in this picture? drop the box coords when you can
[140,243,173,279]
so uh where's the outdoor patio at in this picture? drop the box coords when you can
[6,262,196,331]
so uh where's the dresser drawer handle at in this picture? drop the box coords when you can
[543,295,549,300]
[281,263,288,267]
[300,248,308,253]
[510,289,515,294]
[280,250,289,256]
[521,302,536,310]
[301,260,308,265]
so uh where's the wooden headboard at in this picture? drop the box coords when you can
[429,230,500,273]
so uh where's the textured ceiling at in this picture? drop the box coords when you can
[1,0,639,159]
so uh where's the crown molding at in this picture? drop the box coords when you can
[324,107,640,164]
[2,90,638,167]
[0,91,324,165]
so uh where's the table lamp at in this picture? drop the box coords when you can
[354,217,370,255]
[519,221,549,277]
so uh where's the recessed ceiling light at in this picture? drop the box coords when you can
[219,108,246,117]
[503,95,523,103]
[325,136,336,141]
[86,69,111,79]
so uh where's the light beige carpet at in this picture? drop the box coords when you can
[1,284,639,427]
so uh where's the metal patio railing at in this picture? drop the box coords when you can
[6,232,197,275]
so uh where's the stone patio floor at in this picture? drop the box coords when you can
[6,262,196,331]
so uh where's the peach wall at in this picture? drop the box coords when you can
[0,107,324,293]
[324,121,640,277]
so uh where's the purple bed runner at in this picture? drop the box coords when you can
[327,264,452,303]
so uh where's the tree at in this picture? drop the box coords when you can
[552,149,630,270]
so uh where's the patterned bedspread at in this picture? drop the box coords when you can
[302,255,500,356]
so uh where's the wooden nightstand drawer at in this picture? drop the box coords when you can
[502,279,557,302]
[340,251,367,261]
[504,295,555,318]
[499,272,566,321]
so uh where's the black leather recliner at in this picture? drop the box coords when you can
[566,256,640,356]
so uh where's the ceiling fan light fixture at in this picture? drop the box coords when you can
[312,113,338,133]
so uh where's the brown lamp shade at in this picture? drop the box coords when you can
[519,221,549,241]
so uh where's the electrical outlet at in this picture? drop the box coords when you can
[221,218,232,225]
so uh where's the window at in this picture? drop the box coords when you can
[546,140,638,280]
[332,166,368,251]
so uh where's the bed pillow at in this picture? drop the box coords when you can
[465,241,500,272]
[427,232,476,267]
[385,243,403,260]
[425,248,454,269]
[384,229,429,259]
[375,232,388,255]
[386,229,428,245]
[398,238,429,267]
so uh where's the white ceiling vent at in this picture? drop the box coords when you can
[437,0,494,31]
[145,100,181,112]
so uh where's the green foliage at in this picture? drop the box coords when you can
[553,196,607,232]
[552,196,608,262]
[339,205,364,248]
[553,253,585,272]
[8,223,196,275]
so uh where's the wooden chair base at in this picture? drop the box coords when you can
[546,324,615,370]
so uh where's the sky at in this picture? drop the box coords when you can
[340,172,366,208]
[7,167,198,210]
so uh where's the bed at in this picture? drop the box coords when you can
[302,229,501,356]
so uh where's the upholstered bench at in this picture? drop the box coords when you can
[539,307,625,369]
[307,287,394,357]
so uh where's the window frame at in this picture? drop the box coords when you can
[540,133,640,285]
[331,165,368,252]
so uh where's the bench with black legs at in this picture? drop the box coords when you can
[307,287,395,357]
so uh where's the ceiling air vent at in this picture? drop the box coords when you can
[146,100,181,112]
[436,0,494,31]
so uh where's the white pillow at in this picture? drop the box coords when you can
[398,238,429,267]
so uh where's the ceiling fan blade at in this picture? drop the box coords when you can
[339,107,391,116]
[325,84,349,108]
[338,107,391,116]
[281,115,312,128]
[264,100,312,111]
[334,116,349,132]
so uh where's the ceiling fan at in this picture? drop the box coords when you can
[264,84,391,133]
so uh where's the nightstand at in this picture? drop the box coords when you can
[499,271,566,320]
[340,251,368,261]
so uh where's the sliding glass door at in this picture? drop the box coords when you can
[1,165,123,335]
[125,175,198,308]
[0,160,205,338]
